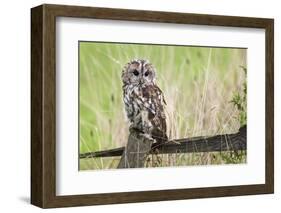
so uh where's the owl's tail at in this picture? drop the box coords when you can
[151,129,168,147]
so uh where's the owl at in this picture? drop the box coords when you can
[121,59,168,144]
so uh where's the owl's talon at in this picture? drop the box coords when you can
[139,133,155,142]
[129,126,135,133]
[129,126,140,134]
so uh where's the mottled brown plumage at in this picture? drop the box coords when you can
[122,59,167,144]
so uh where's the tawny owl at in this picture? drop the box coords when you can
[122,59,168,144]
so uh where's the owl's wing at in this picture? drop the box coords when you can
[142,85,168,142]
[155,85,167,105]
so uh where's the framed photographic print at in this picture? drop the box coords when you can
[31,4,274,208]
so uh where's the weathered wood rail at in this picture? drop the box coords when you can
[80,126,246,168]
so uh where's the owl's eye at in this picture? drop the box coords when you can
[144,71,150,76]
[133,70,139,76]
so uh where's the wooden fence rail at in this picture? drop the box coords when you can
[80,126,246,168]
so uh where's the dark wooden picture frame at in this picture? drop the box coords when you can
[31,4,274,208]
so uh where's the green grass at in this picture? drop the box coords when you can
[79,42,247,170]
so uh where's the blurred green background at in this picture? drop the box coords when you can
[79,42,247,170]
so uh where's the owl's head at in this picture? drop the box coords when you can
[122,59,156,86]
